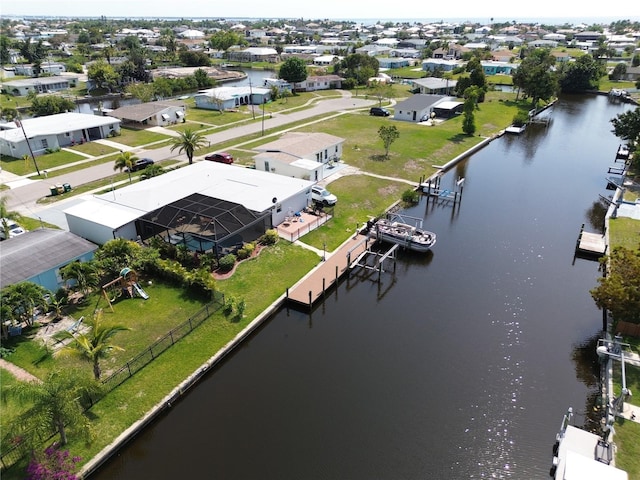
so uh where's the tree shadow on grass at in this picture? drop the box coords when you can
[369,154,389,162]
[447,133,471,144]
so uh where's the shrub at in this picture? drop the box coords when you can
[237,242,255,260]
[223,296,235,316]
[26,446,81,480]
[512,111,529,127]
[199,252,218,271]
[218,254,236,273]
[401,189,419,204]
[259,229,279,246]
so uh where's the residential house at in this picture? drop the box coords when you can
[293,75,344,92]
[264,78,293,94]
[355,44,392,57]
[481,61,517,75]
[0,229,98,292]
[108,101,187,127]
[178,29,205,40]
[528,39,559,48]
[194,85,271,111]
[227,47,279,63]
[0,112,121,158]
[2,76,78,96]
[551,51,572,63]
[410,77,457,95]
[491,49,516,63]
[574,31,604,42]
[391,48,421,59]
[377,57,410,69]
[422,58,461,73]
[622,66,640,82]
[64,161,316,246]
[393,94,460,122]
[253,132,344,181]
[313,55,343,66]
[14,62,66,76]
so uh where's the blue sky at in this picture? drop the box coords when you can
[4,0,640,23]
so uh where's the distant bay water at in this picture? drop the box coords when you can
[8,15,640,24]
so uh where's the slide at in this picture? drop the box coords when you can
[133,282,149,300]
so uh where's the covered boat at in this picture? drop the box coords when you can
[368,218,436,252]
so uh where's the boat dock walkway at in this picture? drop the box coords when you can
[575,224,606,258]
[287,233,372,308]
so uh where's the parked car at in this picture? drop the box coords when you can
[369,107,390,117]
[205,152,234,164]
[311,186,338,206]
[0,218,26,240]
[126,158,155,172]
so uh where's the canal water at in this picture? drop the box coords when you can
[91,94,633,479]
[75,68,276,114]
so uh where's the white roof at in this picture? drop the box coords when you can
[563,450,627,480]
[434,101,463,110]
[0,113,120,143]
[555,426,628,480]
[196,85,270,101]
[243,47,278,55]
[92,161,314,214]
[290,158,323,171]
[64,196,145,228]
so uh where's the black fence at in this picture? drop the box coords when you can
[99,293,224,395]
[0,292,224,472]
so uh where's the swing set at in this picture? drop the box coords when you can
[101,267,146,311]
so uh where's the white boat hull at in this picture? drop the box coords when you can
[368,219,436,252]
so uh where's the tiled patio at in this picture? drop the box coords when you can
[276,211,331,242]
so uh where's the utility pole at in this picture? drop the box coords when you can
[16,117,40,175]
[249,78,255,120]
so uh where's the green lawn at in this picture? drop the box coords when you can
[609,217,640,252]
[303,175,408,251]
[1,149,88,176]
[0,241,320,478]
[113,127,171,147]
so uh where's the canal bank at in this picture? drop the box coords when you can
[87,94,636,479]
[78,111,514,478]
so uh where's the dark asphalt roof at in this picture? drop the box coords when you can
[0,228,98,288]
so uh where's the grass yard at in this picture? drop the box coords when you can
[68,141,118,157]
[612,358,640,479]
[112,127,171,147]
[0,241,320,479]
[1,149,88,176]
[608,217,640,251]
[302,175,407,251]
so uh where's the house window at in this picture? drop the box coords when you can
[41,139,49,149]
[65,132,70,137]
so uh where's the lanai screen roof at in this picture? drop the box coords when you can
[139,193,266,242]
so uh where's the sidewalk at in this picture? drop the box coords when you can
[2,93,377,223]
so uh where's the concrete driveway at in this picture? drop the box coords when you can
[2,92,377,226]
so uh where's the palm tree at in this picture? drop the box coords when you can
[0,195,15,239]
[3,370,100,446]
[169,128,208,165]
[56,310,130,380]
[113,151,139,183]
[60,261,99,297]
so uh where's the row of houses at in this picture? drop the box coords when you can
[0,85,469,293]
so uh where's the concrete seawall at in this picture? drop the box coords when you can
[79,291,288,478]
[79,105,546,477]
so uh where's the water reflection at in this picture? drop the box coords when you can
[90,94,635,480]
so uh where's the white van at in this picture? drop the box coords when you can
[0,218,26,240]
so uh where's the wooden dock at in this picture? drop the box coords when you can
[575,224,606,258]
[286,234,371,308]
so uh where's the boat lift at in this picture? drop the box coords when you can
[597,336,633,434]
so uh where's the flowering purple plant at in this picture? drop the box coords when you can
[26,446,81,480]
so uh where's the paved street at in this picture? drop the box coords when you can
[2,92,376,227]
